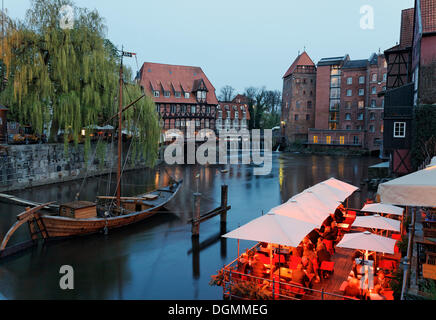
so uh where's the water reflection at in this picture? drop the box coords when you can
[0,153,382,299]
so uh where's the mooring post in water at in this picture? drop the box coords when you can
[220,185,228,229]
[191,192,201,237]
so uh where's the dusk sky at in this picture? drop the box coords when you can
[8,0,415,95]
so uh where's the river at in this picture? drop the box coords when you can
[0,152,382,299]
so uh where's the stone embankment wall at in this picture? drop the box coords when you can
[0,143,155,192]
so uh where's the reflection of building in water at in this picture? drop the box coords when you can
[338,157,345,178]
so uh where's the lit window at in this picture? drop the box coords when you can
[340,136,345,145]
[313,136,318,144]
[358,101,364,109]
[393,122,406,138]
[326,136,331,144]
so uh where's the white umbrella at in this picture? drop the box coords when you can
[336,231,397,255]
[270,196,331,226]
[377,165,436,207]
[352,214,401,233]
[290,190,342,213]
[223,213,318,247]
[322,177,359,198]
[361,203,404,217]
[306,182,350,202]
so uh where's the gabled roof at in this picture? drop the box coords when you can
[420,0,436,34]
[139,62,218,105]
[283,51,315,78]
[400,8,415,48]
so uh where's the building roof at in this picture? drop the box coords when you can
[342,59,369,70]
[420,0,436,34]
[400,8,415,48]
[139,62,218,105]
[317,55,349,67]
[283,51,315,78]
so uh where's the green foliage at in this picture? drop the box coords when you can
[411,104,436,169]
[1,0,160,167]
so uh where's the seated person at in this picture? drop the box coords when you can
[307,229,321,246]
[300,256,316,287]
[322,226,336,241]
[251,254,267,278]
[291,244,303,258]
[373,270,390,293]
[291,263,309,287]
[303,243,316,260]
[316,237,326,251]
[344,277,362,299]
[334,205,346,223]
[238,253,249,273]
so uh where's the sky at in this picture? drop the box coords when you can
[7,0,415,95]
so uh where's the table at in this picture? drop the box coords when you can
[273,267,293,280]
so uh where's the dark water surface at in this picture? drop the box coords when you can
[0,153,382,299]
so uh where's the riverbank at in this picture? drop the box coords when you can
[0,143,160,192]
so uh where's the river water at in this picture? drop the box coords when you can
[0,152,382,299]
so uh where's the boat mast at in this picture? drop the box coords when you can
[116,47,124,208]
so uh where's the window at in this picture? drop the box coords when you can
[170,105,176,113]
[370,112,375,120]
[218,110,222,118]
[206,106,211,114]
[369,125,375,132]
[358,113,364,120]
[191,106,196,113]
[346,125,351,130]
[371,100,377,108]
[345,113,351,120]
[394,122,406,138]
[175,92,181,98]
[353,136,359,145]
[184,92,190,99]
[358,101,364,109]
[294,114,299,121]
[371,87,377,94]
[358,89,364,96]
[346,89,352,97]
[156,104,160,113]
[383,73,387,82]
[164,91,170,97]
[331,77,340,87]
[175,119,180,127]
[326,136,331,144]
[381,124,384,133]
[340,136,345,145]
[330,88,341,99]
[345,101,352,109]
[347,77,353,85]
[154,91,160,97]
[296,101,301,109]
[372,73,377,82]
[196,119,200,127]
[306,114,310,121]
[307,101,312,108]
[359,76,365,84]
[181,105,186,113]
[313,136,318,144]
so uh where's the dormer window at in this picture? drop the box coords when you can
[164,91,170,97]
[197,90,207,100]
[175,91,181,98]
[154,91,160,97]
[184,92,190,99]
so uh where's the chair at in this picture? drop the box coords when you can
[320,261,335,278]
[323,239,334,255]
[391,233,402,241]
[289,256,301,270]
[344,210,357,225]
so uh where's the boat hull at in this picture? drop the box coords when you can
[40,181,182,238]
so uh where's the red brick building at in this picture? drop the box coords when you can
[216,95,250,132]
[138,62,218,133]
[280,51,317,142]
[285,53,388,153]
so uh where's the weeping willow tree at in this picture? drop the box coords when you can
[0,0,160,166]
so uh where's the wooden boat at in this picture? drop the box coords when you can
[40,179,183,238]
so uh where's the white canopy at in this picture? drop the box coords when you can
[306,182,350,203]
[352,214,401,232]
[222,213,318,247]
[336,231,397,255]
[361,203,404,217]
[321,177,359,199]
[377,164,436,207]
[270,198,330,227]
